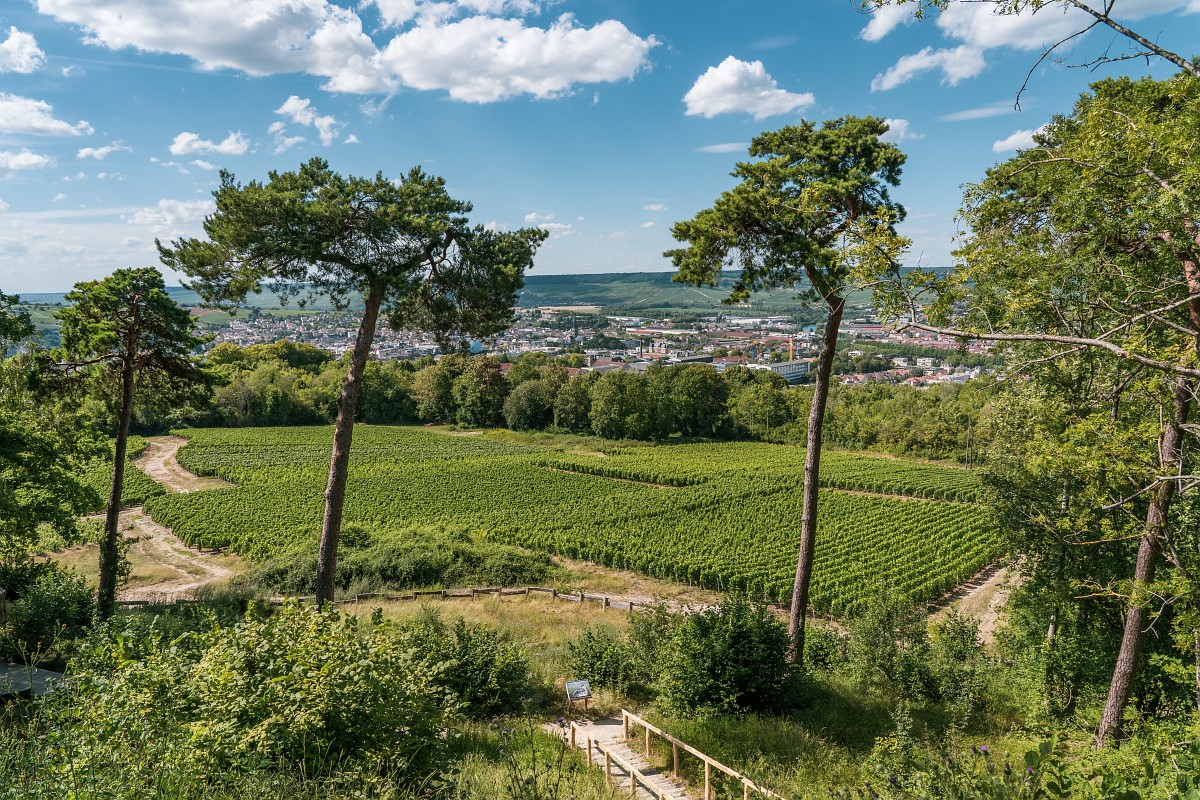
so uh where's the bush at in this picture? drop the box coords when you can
[54,603,455,786]
[0,559,94,660]
[658,598,800,716]
[242,525,555,596]
[399,608,531,717]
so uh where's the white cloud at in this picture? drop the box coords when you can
[860,5,915,41]
[189,160,217,170]
[275,95,341,145]
[122,236,141,247]
[51,192,66,202]
[0,27,45,73]
[643,203,666,212]
[880,118,923,143]
[61,64,79,77]
[640,220,654,228]
[127,198,216,225]
[483,220,507,232]
[870,45,985,91]
[344,134,360,144]
[992,125,1047,153]
[96,172,125,180]
[0,149,56,173]
[0,199,9,212]
[538,221,573,236]
[869,1,1197,88]
[938,101,1018,122]
[169,131,249,155]
[378,14,657,102]
[684,56,813,119]
[0,93,93,136]
[695,142,747,154]
[77,142,131,160]
[34,1,656,101]
[524,211,554,223]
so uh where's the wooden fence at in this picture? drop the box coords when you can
[619,710,783,800]
[569,721,681,799]
[115,586,646,611]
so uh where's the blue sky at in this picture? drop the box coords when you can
[0,0,1196,294]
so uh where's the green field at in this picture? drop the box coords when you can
[144,426,995,615]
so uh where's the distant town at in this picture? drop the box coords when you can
[202,302,994,388]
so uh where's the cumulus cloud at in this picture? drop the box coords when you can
[127,198,216,225]
[524,211,554,223]
[189,160,217,170]
[871,45,985,91]
[34,0,656,101]
[51,192,66,201]
[169,131,249,155]
[0,149,56,173]
[640,220,654,228]
[684,57,813,119]
[0,27,45,73]
[860,5,915,42]
[378,14,657,101]
[868,0,1197,88]
[643,203,666,212]
[695,142,747,154]
[275,95,342,145]
[880,118,923,143]
[992,125,1047,153]
[77,142,131,159]
[0,93,93,136]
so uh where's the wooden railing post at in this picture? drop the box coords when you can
[672,742,679,779]
[622,711,629,740]
[570,724,576,749]
[704,762,711,800]
[605,751,612,785]
[744,781,751,800]
[645,724,651,758]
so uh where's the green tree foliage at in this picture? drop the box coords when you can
[453,357,508,428]
[588,370,652,439]
[0,292,34,351]
[666,118,910,661]
[905,71,1200,745]
[503,379,554,431]
[552,373,593,432]
[160,158,546,605]
[56,267,201,616]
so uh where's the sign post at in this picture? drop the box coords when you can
[565,679,592,712]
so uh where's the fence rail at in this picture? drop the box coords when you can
[115,586,641,611]
[620,710,783,800]
[569,722,681,799]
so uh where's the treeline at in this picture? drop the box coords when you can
[127,341,991,461]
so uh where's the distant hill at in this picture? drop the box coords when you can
[16,271,885,320]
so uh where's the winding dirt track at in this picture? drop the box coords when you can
[115,437,238,603]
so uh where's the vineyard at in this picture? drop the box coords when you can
[145,426,996,616]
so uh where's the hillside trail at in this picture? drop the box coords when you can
[542,717,693,799]
[930,560,1024,645]
[115,436,238,603]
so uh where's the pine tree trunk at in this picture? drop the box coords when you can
[315,294,382,607]
[788,295,845,663]
[1096,377,1189,746]
[98,347,136,618]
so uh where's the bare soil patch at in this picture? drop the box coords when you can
[133,436,231,492]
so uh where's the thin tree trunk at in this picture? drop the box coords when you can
[1096,377,1189,747]
[788,294,845,662]
[98,346,136,618]
[1195,627,1200,715]
[315,294,382,607]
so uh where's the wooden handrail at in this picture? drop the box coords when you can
[621,710,783,800]
[569,722,680,799]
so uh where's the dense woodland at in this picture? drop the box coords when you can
[3,31,1200,799]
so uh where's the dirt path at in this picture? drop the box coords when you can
[110,436,240,602]
[134,435,231,492]
[930,560,1024,645]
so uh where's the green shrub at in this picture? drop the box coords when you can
[0,559,94,660]
[54,603,456,787]
[399,608,531,717]
[658,598,800,716]
[242,526,555,596]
